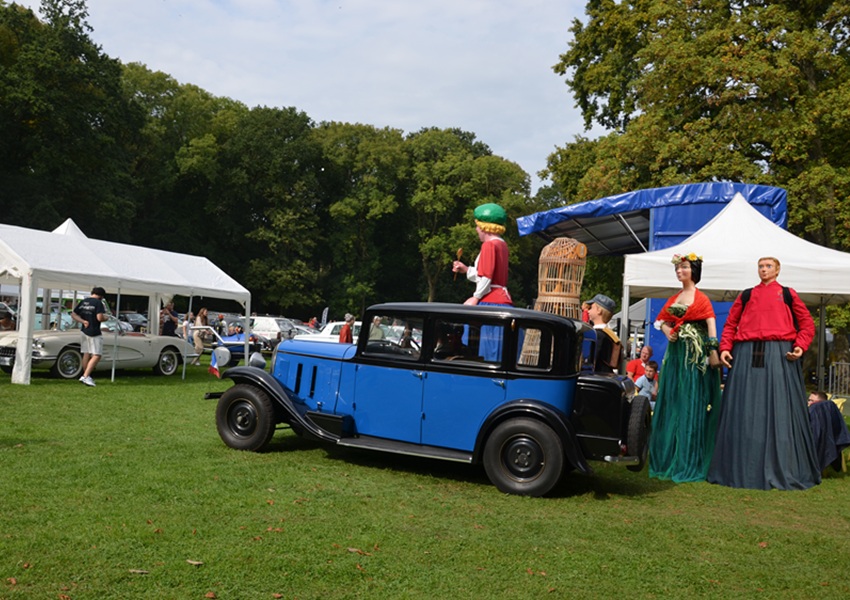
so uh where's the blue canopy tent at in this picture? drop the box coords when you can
[517,182,788,370]
[517,182,787,254]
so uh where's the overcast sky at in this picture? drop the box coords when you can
[18,0,602,192]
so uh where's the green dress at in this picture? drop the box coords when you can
[649,321,722,482]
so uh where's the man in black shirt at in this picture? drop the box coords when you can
[71,286,109,387]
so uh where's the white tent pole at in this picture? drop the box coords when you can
[183,293,194,379]
[11,273,37,385]
[620,285,631,370]
[817,298,826,391]
[244,299,251,366]
[110,288,122,383]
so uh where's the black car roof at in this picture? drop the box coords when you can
[367,302,585,331]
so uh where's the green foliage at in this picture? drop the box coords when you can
[2,372,850,598]
[553,0,850,249]
[551,0,850,329]
[0,0,143,240]
[405,128,532,303]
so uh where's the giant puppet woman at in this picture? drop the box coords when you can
[452,203,512,361]
[649,253,723,483]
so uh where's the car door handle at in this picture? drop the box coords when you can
[412,371,424,379]
[493,379,505,388]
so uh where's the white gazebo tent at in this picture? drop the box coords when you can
[0,219,251,384]
[621,193,850,386]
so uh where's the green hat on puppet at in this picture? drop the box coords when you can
[473,203,507,235]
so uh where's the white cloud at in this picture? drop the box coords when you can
[16,0,601,191]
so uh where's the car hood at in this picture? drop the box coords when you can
[279,338,357,359]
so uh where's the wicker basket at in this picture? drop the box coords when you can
[533,296,582,321]
[537,238,587,298]
[520,238,588,363]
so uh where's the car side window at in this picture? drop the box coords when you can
[362,315,423,360]
[432,318,503,366]
[516,325,554,371]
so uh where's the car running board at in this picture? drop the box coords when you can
[336,436,473,464]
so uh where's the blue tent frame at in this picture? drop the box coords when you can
[517,182,787,256]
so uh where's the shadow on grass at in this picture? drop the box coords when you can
[261,429,672,498]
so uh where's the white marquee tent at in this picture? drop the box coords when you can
[0,219,251,384]
[621,193,850,385]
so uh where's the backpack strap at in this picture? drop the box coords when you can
[739,286,796,328]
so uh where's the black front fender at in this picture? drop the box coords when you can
[218,366,341,444]
[474,399,593,475]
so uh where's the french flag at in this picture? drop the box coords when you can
[208,351,220,378]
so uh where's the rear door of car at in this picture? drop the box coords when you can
[420,315,507,451]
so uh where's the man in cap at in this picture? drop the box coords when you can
[71,286,109,386]
[586,293,623,374]
[452,202,512,307]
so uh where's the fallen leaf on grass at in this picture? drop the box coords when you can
[6,577,17,585]
[205,592,216,598]
[187,560,204,566]
[347,547,372,556]
[356,564,365,572]
[128,569,149,575]
[22,563,31,569]
[758,542,768,549]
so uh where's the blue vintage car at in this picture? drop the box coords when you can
[209,303,650,496]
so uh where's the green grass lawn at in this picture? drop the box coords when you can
[2,363,850,599]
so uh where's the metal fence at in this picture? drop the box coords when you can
[828,362,850,399]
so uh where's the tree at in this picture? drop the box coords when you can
[120,62,247,253]
[0,0,143,239]
[404,128,534,305]
[211,106,324,314]
[552,0,850,251]
[313,122,411,316]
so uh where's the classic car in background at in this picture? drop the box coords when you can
[0,316,198,379]
[192,325,262,367]
[118,311,149,332]
[292,320,362,343]
[209,303,650,497]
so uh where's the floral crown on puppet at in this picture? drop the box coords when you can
[671,252,703,265]
[473,202,507,235]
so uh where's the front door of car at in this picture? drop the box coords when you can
[352,363,424,443]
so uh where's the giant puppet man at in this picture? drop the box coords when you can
[452,203,512,361]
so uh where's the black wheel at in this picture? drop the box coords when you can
[50,346,83,379]
[153,348,179,376]
[483,418,564,497]
[626,395,651,472]
[216,384,276,451]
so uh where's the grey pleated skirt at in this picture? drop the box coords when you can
[707,340,821,490]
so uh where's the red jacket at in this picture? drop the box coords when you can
[719,281,814,353]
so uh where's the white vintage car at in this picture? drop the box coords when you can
[0,317,198,379]
[292,320,362,343]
